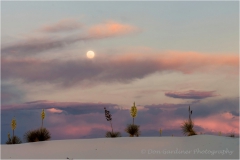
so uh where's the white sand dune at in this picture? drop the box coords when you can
[1,135,239,159]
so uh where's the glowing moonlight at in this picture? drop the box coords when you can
[86,51,95,59]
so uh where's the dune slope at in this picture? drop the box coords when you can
[1,135,239,159]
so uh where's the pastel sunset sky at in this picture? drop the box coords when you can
[1,1,239,143]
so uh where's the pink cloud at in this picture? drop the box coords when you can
[194,112,239,135]
[139,109,239,136]
[111,51,239,74]
[50,124,110,138]
[47,108,63,113]
[47,113,112,139]
[158,51,238,74]
[88,21,138,38]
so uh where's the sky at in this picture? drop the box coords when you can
[1,1,239,143]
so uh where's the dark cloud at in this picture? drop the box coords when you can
[1,57,160,87]
[1,36,88,56]
[165,90,218,99]
[38,18,82,33]
[2,51,238,88]
[1,82,26,105]
[173,97,239,119]
[2,101,118,115]
[230,110,239,116]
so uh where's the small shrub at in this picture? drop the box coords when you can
[24,127,51,142]
[125,124,140,137]
[229,134,235,138]
[105,131,121,138]
[6,136,22,144]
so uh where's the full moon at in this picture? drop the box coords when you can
[86,51,95,59]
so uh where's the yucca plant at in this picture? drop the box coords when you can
[159,128,162,136]
[125,102,141,137]
[11,117,17,137]
[181,106,197,136]
[104,107,121,138]
[24,127,51,142]
[6,136,22,144]
[125,124,140,137]
[181,120,197,136]
[105,131,121,138]
[24,109,51,142]
[104,107,113,133]
[6,132,22,144]
[6,118,22,144]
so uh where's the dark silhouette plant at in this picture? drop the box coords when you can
[228,133,235,138]
[6,132,22,144]
[125,124,140,137]
[105,131,121,138]
[181,106,197,136]
[6,136,22,144]
[104,107,121,138]
[24,109,51,142]
[125,102,140,137]
[24,127,51,142]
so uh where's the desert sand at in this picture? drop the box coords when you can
[1,135,239,159]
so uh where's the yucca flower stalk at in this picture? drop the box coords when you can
[188,106,192,121]
[11,117,17,137]
[41,109,45,128]
[130,102,137,125]
[104,107,113,133]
